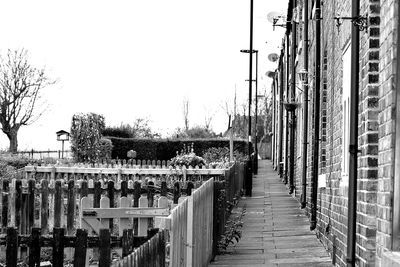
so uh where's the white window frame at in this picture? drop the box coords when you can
[341,43,351,179]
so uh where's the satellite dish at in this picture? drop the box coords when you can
[268,53,279,62]
[266,71,275,79]
[267,12,284,23]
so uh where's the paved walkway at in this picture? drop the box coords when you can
[209,160,332,267]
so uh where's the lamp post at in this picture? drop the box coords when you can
[240,49,258,172]
[56,130,70,159]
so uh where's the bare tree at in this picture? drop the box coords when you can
[183,98,190,131]
[0,49,54,152]
[203,106,215,131]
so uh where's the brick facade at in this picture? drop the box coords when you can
[271,0,400,266]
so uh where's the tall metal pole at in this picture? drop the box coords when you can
[248,0,254,160]
[254,51,258,174]
[346,0,360,264]
[301,0,309,208]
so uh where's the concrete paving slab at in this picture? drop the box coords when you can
[209,160,333,267]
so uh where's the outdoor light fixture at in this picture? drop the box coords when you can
[298,69,309,84]
[334,14,368,32]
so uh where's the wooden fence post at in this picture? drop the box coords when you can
[67,180,75,234]
[15,180,22,230]
[2,180,9,231]
[74,229,88,267]
[53,228,64,267]
[29,228,41,267]
[54,180,62,228]
[41,180,49,234]
[107,180,115,231]
[99,228,111,267]
[28,179,35,232]
[6,227,18,267]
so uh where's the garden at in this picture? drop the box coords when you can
[0,112,252,266]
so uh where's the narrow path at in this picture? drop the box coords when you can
[209,160,332,267]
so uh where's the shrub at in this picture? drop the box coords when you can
[107,137,251,161]
[169,143,205,167]
[70,113,105,163]
[99,138,113,161]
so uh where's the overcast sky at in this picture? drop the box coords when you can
[0,0,287,151]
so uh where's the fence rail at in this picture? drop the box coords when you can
[14,150,72,159]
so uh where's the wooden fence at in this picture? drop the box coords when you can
[14,149,73,159]
[151,178,214,267]
[0,177,199,235]
[111,229,167,267]
[24,162,227,183]
[2,227,159,267]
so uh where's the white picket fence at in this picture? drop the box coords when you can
[156,178,214,267]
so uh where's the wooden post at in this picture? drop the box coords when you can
[15,180,22,230]
[2,180,9,231]
[54,180,62,228]
[67,180,75,234]
[6,227,18,267]
[94,181,102,208]
[99,229,111,267]
[133,181,141,235]
[29,228,41,267]
[41,180,49,234]
[173,182,180,204]
[74,229,88,267]
[53,228,65,267]
[107,180,115,231]
[28,179,35,232]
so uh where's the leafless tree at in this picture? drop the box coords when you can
[0,49,54,152]
[183,98,190,131]
[203,106,215,131]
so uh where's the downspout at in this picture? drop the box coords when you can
[392,0,400,251]
[289,2,297,194]
[310,0,321,231]
[346,0,360,265]
[300,0,309,209]
[284,29,291,184]
[278,54,284,177]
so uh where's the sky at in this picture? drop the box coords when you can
[0,0,287,151]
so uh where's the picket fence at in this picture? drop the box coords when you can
[2,227,158,267]
[112,178,214,267]
[23,163,227,188]
[0,177,199,235]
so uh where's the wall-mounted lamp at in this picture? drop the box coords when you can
[334,14,368,32]
[298,69,309,84]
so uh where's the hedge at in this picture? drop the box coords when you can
[106,137,252,160]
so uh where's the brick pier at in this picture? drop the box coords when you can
[209,160,332,266]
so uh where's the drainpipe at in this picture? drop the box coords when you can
[346,0,360,265]
[301,0,309,208]
[289,4,297,194]
[284,30,291,184]
[310,0,321,231]
[278,54,284,177]
[392,0,400,251]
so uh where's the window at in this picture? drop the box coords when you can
[342,44,351,178]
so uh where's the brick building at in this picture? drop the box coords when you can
[270,0,400,266]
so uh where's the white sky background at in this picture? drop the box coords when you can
[0,0,287,151]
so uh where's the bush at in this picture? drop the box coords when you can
[70,113,105,163]
[106,137,251,160]
[99,138,113,161]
